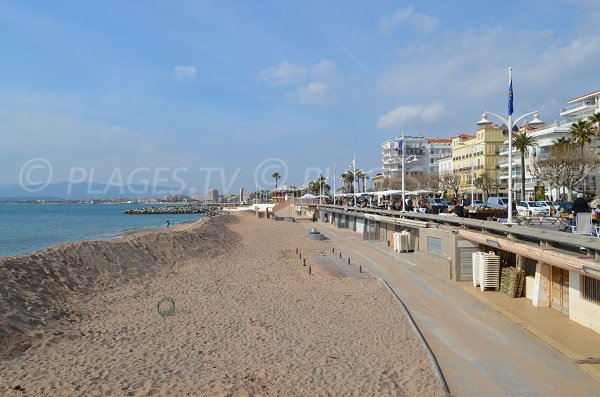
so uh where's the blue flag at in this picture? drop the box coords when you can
[508,79,514,116]
[396,139,403,152]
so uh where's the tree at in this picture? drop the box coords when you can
[551,136,572,154]
[512,131,536,200]
[474,172,494,202]
[341,171,354,193]
[590,112,600,136]
[355,170,366,192]
[310,176,329,196]
[530,144,599,201]
[272,172,281,189]
[439,172,461,200]
[570,119,594,158]
[491,180,503,198]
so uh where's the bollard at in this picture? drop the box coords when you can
[309,266,312,275]
[303,258,306,266]
[295,248,298,254]
[347,258,350,265]
[359,265,362,273]
[332,247,335,253]
[339,252,342,259]
[299,253,302,259]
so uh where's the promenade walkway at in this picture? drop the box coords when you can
[307,221,600,397]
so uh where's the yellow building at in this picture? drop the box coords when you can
[451,126,506,200]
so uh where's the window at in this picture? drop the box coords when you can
[427,236,442,255]
[582,276,600,305]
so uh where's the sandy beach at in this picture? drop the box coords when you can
[0,212,446,396]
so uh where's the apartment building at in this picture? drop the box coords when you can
[451,126,506,200]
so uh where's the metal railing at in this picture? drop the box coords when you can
[319,205,600,253]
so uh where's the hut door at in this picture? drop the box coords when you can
[551,267,569,315]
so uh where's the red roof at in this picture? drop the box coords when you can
[427,138,452,143]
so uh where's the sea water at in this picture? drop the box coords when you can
[0,203,204,257]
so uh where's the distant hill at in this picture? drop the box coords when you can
[0,182,190,200]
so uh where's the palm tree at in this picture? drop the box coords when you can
[474,172,494,202]
[272,172,281,189]
[590,112,600,136]
[512,131,536,200]
[355,170,366,193]
[570,119,593,157]
[341,171,354,193]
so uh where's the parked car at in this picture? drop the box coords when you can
[516,201,550,216]
[540,201,560,212]
[558,201,574,214]
[468,200,488,208]
[429,197,448,214]
[487,196,509,209]
[429,197,446,206]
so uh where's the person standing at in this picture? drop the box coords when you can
[454,200,465,217]
[572,193,590,216]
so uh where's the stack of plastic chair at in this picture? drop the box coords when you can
[480,251,500,291]
[472,252,483,287]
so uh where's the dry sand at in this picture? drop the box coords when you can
[0,212,446,396]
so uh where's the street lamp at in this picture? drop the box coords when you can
[476,67,543,223]
[389,154,417,211]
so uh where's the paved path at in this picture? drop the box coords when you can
[309,223,600,397]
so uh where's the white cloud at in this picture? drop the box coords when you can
[377,103,448,129]
[259,61,308,86]
[173,65,197,81]
[292,82,336,105]
[311,60,337,80]
[260,60,339,106]
[379,6,439,35]
[375,21,600,133]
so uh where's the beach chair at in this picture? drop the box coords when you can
[570,212,594,236]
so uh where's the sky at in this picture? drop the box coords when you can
[1,0,599,195]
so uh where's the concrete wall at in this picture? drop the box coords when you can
[415,227,456,280]
[569,272,600,333]
[356,218,365,235]
[525,275,535,300]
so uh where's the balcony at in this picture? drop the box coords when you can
[560,100,597,117]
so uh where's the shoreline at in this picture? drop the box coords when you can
[0,213,446,396]
[0,207,205,259]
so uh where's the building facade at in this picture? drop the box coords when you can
[497,89,600,200]
[379,135,452,189]
[451,126,506,200]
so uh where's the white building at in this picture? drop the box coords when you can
[207,188,219,202]
[560,89,600,123]
[499,89,600,200]
[381,135,452,180]
[438,155,453,174]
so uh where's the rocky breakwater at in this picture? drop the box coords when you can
[124,205,224,216]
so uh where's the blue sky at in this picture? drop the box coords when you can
[1,0,599,195]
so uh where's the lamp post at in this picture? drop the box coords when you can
[476,67,543,223]
[387,154,417,211]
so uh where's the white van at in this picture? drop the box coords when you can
[487,197,509,209]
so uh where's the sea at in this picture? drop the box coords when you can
[0,203,205,258]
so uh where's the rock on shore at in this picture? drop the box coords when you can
[124,204,223,215]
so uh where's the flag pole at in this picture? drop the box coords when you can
[333,164,336,204]
[401,131,405,212]
[353,154,357,207]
